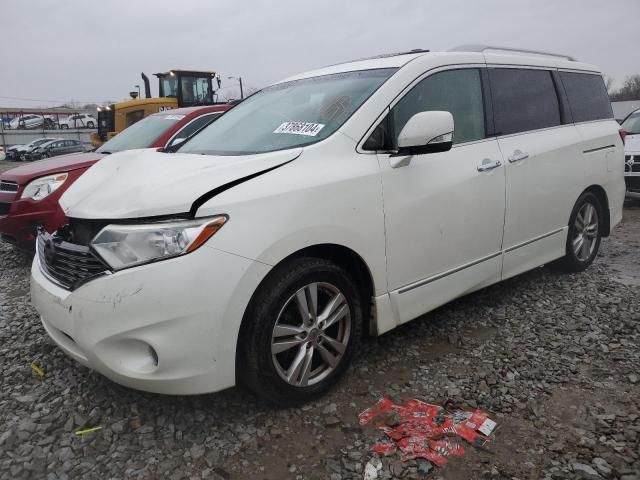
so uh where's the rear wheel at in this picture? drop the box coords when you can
[87,121,94,128]
[557,192,603,272]
[238,257,363,406]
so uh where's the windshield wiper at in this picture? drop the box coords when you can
[98,151,112,155]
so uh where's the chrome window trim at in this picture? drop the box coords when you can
[493,123,572,140]
[557,68,603,75]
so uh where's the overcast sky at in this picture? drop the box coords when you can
[0,0,638,108]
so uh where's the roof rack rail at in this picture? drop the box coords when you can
[352,49,430,62]
[450,44,576,61]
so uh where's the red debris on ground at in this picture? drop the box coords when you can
[359,398,497,466]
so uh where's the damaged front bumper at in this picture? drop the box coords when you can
[30,241,271,395]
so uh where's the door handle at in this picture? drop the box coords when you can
[508,150,529,163]
[477,159,502,172]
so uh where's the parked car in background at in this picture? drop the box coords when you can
[59,114,97,129]
[0,105,229,248]
[621,108,640,198]
[29,47,624,405]
[28,139,85,160]
[6,138,61,161]
[7,114,55,130]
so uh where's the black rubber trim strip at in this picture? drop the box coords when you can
[189,154,300,217]
[504,228,564,253]
[398,251,502,294]
[583,144,615,154]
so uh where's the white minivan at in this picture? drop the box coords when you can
[31,46,625,405]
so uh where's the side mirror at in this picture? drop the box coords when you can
[391,111,454,168]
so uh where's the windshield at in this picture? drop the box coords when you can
[29,139,51,147]
[179,68,397,156]
[97,113,185,153]
[622,112,640,134]
[161,76,178,97]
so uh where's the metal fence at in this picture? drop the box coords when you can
[1,109,96,149]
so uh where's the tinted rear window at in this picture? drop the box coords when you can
[559,72,612,123]
[489,68,561,135]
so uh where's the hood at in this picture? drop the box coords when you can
[625,134,640,154]
[60,148,302,219]
[0,152,104,183]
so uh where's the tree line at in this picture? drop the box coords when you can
[608,75,640,102]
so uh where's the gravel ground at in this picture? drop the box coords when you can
[1,202,639,480]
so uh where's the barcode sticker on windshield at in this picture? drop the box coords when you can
[274,122,325,137]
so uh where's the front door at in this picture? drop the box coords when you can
[372,67,506,324]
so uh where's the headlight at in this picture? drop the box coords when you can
[20,173,68,201]
[91,216,227,270]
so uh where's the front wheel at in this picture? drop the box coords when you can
[238,258,363,405]
[557,192,603,273]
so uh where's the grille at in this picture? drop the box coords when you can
[0,202,9,215]
[625,155,640,173]
[626,176,640,193]
[0,181,18,193]
[37,232,109,290]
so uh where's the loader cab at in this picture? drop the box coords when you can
[96,104,115,142]
[95,97,177,143]
[155,70,218,107]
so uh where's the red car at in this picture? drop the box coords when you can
[0,105,229,249]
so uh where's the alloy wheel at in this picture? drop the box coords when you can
[572,202,599,262]
[271,282,351,387]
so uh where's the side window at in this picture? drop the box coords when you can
[489,68,561,135]
[362,115,392,151]
[394,69,485,145]
[559,72,613,123]
[363,69,485,150]
[125,110,145,127]
[174,114,219,141]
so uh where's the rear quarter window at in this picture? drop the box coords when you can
[489,68,561,135]
[559,72,613,123]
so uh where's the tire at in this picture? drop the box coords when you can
[61,124,68,129]
[19,153,26,161]
[87,121,94,129]
[238,257,363,406]
[556,192,603,273]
